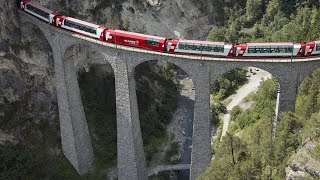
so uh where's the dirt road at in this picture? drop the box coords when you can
[220,68,271,139]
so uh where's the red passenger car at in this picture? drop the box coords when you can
[105,30,167,52]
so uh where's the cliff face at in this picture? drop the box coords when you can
[1,0,213,177]
[0,1,57,143]
[0,0,219,139]
[286,136,320,179]
[33,0,218,40]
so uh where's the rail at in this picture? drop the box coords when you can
[20,11,320,63]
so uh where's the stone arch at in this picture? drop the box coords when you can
[18,21,54,70]
[133,59,195,178]
[206,63,284,180]
[63,42,117,72]
[208,62,281,86]
[209,64,277,136]
[19,13,55,58]
[294,61,320,86]
[62,43,118,175]
[295,64,320,117]
[129,56,197,82]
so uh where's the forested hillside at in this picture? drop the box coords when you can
[203,0,320,179]
[208,0,320,43]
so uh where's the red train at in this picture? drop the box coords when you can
[17,0,320,59]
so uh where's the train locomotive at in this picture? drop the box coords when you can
[17,0,320,59]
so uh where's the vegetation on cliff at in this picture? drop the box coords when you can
[208,0,320,43]
[135,61,178,164]
[202,68,320,179]
[202,1,320,179]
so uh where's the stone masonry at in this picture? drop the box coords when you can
[19,11,320,179]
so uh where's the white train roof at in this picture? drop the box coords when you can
[113,30,166,40]
[178,40,228,45]
[247,42,300,46]
[65,17,103,28]
[28,1,57,14]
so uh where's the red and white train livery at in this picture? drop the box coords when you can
[17,0,320,59]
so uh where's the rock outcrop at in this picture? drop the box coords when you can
[32,0,219,40]
[0,1,57,139]
[286,136,320,179]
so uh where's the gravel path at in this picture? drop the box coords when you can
[220,68,271,139]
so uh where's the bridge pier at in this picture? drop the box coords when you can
[278,71,299,112]
[52,42,94,174]
[115,58,147,180]
[190,64,211,180]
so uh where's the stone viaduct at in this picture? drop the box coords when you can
[19,11,320,180]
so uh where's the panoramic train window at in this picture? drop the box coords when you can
[64,19,97,34]
[194,44,201,51]
[202,45,208,51]
[146,38,160,46]
[316,44,320,51]
[178,43,224,52]
[248,46,293,53]
[26,4,49,19]
[206,45,224,52]
[178,43,186,50]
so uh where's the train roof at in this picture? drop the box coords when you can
[28,1,57,15]
[65,17,103,28]
[113,30,166,39]
[246,42,299,46]
[178,40,228,45]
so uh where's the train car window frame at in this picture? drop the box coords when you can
[316,44,320,51]
[202,44,208,51]
[178,43,186,50]
[194,44,201,51]
[145,38,160,47]
[188,44,194,50]
[248,45,292,53]
[217,45,224,53]
[26,4,50,19]
[248,48,255,53]
[64,19,97,35]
